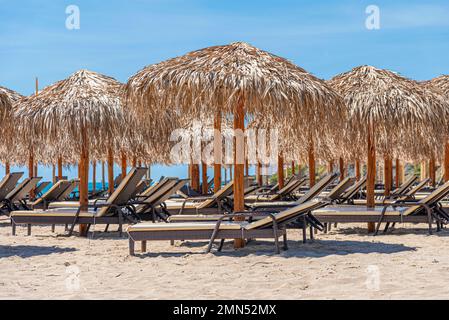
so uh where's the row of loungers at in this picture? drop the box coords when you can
[6,168,448,256]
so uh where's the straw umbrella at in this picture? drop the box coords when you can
[15,70,125,235]
[0,86,23,174]
[329,66,448,231]
[423,75,449,182]
[125,42,344,246]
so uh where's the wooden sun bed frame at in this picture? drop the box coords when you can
[10,168,148,237]
[127,201,326,256]
[1,177,42,213]
[313,180,449,235]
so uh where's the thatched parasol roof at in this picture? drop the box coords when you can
[125,42,346,138]
[14,70,126,156]
[425,75,449,96]
[329,65,449,161]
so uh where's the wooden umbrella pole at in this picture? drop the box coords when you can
[395,158,400,188]
[79,129,89,236]
[5,162,10,175]
[28,150,35,198]
[245,159,249,177]
[256,162,262,186]
[107,147,114,194]
[384,155,392,197]
[57,156,63,180]
[132,156,137,168]
[101,161,105,191]
[328,160,332,173]
[213,111,222,193]
[445,141,449,182]
[429,156,436,187]
[191,163,200,192]
[308,139,316,187]
[92,160,97,193]
[202,162,208,195]
[233,94,246,249]
[121,151,127,179]
[355,159,361,181]
[367,121,376,233]
[339,157,345,182]
[291,161,296,176]
[278,153,285,189]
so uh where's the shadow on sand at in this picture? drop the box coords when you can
[0,245,77,259]
[133,238,416,259]
[332,225,449,237]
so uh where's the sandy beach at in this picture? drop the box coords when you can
[1,216,448,300]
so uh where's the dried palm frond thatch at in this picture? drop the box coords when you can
[14,70,126,155]
[125,42,346,144]
[329,66,449,161]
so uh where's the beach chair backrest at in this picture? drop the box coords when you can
[98,168,147,216]
[246,201,325,230]
[7,177,42,202]
[341,176,367,200]
[131,179,152,199]
[0,172,24,200]
[403,180,449,216]
[152,179,189,207]
[114,174,123,187]
[405,178,429,197]
[326,177,356,201]
[34,181,50,196]
[393,175,418,195]
[140,178,171,200]
[196,180,235,209]
[141,178,179,204]
[33,180,72,207]
[57,180,79,201]
[297,173,338,204]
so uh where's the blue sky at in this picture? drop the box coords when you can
[1,0,449,181]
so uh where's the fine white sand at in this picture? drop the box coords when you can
[1,217,449,300]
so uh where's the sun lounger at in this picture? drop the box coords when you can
[337,176,367,204]
[245,177,307,202]
[164,180,235,215]
[10,168,148,236]
[1,177,42,212]
[127,200,326,255]
[0,172,24,201]
[34,181,50,198]
[25,180,73,209]
[313,180,449,235]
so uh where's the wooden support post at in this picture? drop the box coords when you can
[339,158,345,182]
[101,161,105,191]
[445,142,449,182]
[121,151,127,179]
[191,163,200,192]
[92,160,96,193]
[57,156,63,180]
[28,151,35,198]
[213,111,222,193]
[328,160,334,174]
[291,161,296,176]
[395,159,400,188]
[107,147,114,194]
[202,162,208,195]
[233,94,246,249]
[308,140,316,187]
[384,155,392,197]
[367,122,376,233]
[429,156,436,187]
[5,162,10,175]
[79,129,89,237]
[421,161,427,181]
[52,165,56,183]
[256,162,262,186]
[132,156,137,168]
[278,154,285,189]
[355,159,361,181]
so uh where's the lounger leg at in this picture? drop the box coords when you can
[323,223,328,234]
[104,224,109,232]
[283,233,288,250]
[170,240,175,246]
[65,224,68,231]
[118,214,123,237]
[218,239,225,252]
[141,241,147,253]
[51,225,55,233]
[383,222,390,234]
[129,238,135,256]
[27,224,31,236]
[309,227,314,241]
[12,222,16,236]
[273,230,280,254]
